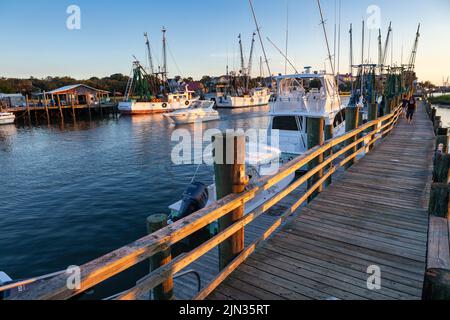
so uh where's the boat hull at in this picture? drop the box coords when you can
[164,113,220,125]
[0,113,15,125]
[215,93,272,109]
[118,100,195,115]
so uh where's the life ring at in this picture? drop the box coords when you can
[162,103,168,108]
[185,101,190,106]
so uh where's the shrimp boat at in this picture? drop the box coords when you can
[163,101,218,125]
[0,112,15,125]
[118,28,201,115]
[213,34,272,109]
[268,71,347,158]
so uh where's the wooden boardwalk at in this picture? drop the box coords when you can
[207,103,435,300]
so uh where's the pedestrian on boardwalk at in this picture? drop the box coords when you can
[406,97,417,124]
[401,95,409,118]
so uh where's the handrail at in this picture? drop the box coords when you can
[10,106,402,300]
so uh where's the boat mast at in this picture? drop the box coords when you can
[144,32,155,75]
[408,23,421,72]
[349,24,354,96]
[285,1,289,75]
[238,34,245,75]
[378,29,383,70]
[247,32,256,92]
[361,19,365,100]
[162,27,168,83]
[249,0,272,79]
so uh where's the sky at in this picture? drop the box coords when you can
[0,0,449,84]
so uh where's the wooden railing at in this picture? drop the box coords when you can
[9,105,402,300]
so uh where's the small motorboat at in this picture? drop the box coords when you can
[168,143,295,237]
[163,101,219,125]
[0,112,15,125]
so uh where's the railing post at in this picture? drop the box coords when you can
[213,133,247,271]
[323,124,333,188]
[147,214,173,300]
[344,106,360,169]
[368,102,378,150]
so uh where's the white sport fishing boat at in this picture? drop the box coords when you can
[163,101,218,124]
[268,71,347,158]
[0,112,15,125]
[168,143,295,236]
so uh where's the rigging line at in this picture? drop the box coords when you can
[266,37,299,74]
[166,41,182,77]
[190,164,202,184]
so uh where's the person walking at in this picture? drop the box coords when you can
[406,97,417,124]
[401,95,409,119]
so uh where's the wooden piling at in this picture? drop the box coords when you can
[383,98,391,116]
[345,107,360,169]
[56,95,64,121]
[213,133,247,271]
[429,183,449,218]
[43,92,50,124]
[433,150,450,183]
[147,214,173,300]
[26,95,31,123]
[436,136,449,154]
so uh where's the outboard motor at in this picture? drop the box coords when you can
[173,182,210,253]
[0,272,13,300]
[175,182,209,221]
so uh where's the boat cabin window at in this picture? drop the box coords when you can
[272,116,300,131]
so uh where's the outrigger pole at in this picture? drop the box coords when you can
[317,0,336,76]
[249,0,272,79]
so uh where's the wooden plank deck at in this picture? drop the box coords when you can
[206,102,435,300]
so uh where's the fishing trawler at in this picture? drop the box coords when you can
[0,112,15,125]
[163,101,218,125]
[213,34,272,109]
[118,28,200,115]
[268,70,347,157]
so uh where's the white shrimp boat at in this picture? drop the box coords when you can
[119,90,199,115]
[163,101,218,124]
[214,87,271,108]
[0,112,15,125]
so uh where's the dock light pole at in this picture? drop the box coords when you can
[213,132,247,271]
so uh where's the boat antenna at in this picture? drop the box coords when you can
[285,0,289,75]
[317,0,336,76]
[249,0,272,79]
[144,32,155,74]
[266,37,299,74]
[349,24,354,95]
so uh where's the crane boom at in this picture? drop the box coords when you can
[247,32,256,77]
[382,22,392,67]
[238,34,245,75]
[408,24,421,71]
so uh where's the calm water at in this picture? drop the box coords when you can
[0,107,270,281]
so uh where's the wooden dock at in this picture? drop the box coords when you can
[206,103,434,300]
[7,99,449,301]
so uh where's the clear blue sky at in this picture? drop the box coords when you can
[0,0,449,84]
